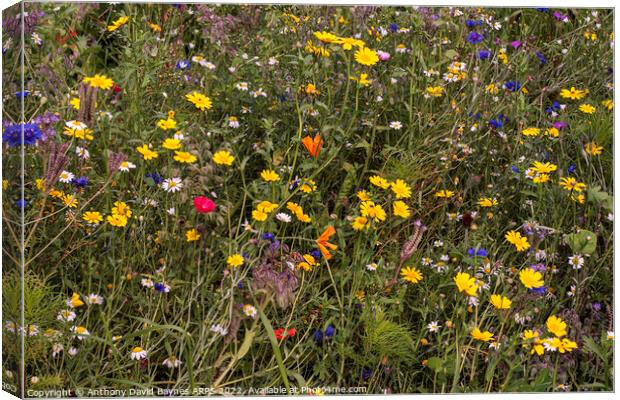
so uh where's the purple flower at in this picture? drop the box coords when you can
[2,123,42,147]
[478,49,491,59]
[466,31,484,44]
[510,41,522,49]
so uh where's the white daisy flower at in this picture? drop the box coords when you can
[366,263,378,271]
[87,293,104,305]
[276,213,292,223]
[243,304,257,318]
[71,325,90,340]
[162,356,182,368]
[235,82,249,91]
[228,116,240,128]
[167,207,176,215]
[68,347,79,357]
[210,324,228,336]
[58,170,75,183]
[57,309,76,322]
[568,254,584,270]
[118,161,136,172]
[427,321,441,333]
[162,177,183,193]
[389,121,402,130]
[130,346,148,360]
[65,120,87,130]
[140,278,154,288]
[75,146,90,159]
[52,343,63,357]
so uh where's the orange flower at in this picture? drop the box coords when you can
[316,226,337,260]
[302,134,323,158]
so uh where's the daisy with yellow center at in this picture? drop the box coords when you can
[521,127,540,137]
[400,266,423,284]
[111,201,132,218]
[185,92,213,110]
[393,201,410,218]
[559,177,586,192]
[136,144,159,160]
[454,272,477,297]
[313,31,339,44]
[227,254,245,268]
[369,175,390,190]
[559,86,588,100]
[584,142,603,156]
[435,190,454,198]
[360,201,386,222]
[107,214,128,227]
[213,150,235,166]
[174,151,197,164]
[390,179,411,199]
[519,267,544,289]
[354,47,379,66]
[505,230,530,252]
[107,16,129,32]
[490,294,511,310]
[351,216,369,231]
[82,211,103,225]
[162,138,182,150]
[546,315,567,337]
[579,103,596,114]
[186,228,200,242]
[425,86,444,97]
[260,169,280,182]
[478,197,498,207]
[471,328,494,342]
[83,74,114,90]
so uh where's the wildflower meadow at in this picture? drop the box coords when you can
[1,2,615,396]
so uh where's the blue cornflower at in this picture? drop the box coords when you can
[361,367,373,380]
[71,176,89,188]
[15,91,29,100]
[145,172,164,185]
[313,329,323,344]
[154,282,170,293]
[466,19,483,28]
[388,23,398,33]
[545,101,562,114]
[261,232,275,242]
[467,248,488,258]
[535,51,547,65]
[536,8,549,12]
[567,164,577,174]
[511,165,520,173]
[478,49,491,60]
[325,324,335,339]
[466,31,484,44]
[15,199,27,209]
[2,123,43,147]
[310,249,322,260]
[529,286,546,295]
[468,111,481,120]
[176,60,190,70]
[489,114,506,129]
[237,282,245,289]
[503,80,521,92]
[289,179,300,191]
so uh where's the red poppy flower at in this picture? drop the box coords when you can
[194,196,216,213]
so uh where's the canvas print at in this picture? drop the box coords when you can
[1,2,614,397]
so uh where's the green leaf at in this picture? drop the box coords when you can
[587,185,614,211]
[565,229,597,255]
[427,357,443,373]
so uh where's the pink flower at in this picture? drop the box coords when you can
[194,196,216,213]
[377,50,391,61]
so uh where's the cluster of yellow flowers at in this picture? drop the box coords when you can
[350,176,412,231]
